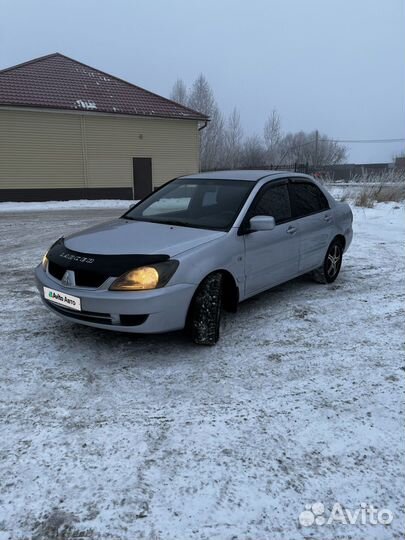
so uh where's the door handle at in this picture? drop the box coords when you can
[286,226,297,235]
[324,214,332,223]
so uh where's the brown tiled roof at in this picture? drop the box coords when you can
[0,53,208,121]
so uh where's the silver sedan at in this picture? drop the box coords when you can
[35,170,353,344]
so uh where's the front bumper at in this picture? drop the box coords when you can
[35,265,196,333]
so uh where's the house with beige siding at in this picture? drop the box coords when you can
[0,53,208,201]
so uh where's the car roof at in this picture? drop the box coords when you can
[181,170,312,182]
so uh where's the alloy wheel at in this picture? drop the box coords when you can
[327,244,342,278]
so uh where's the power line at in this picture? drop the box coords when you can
[322,138,405,144]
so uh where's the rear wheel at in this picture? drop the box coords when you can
[312,239,343,284]
[189,272,223,345]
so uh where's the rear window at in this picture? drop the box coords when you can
[289,182,329,218]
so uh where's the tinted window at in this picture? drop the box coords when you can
[250,183,291,224]
[289,182,329,218]
[142,184,196,216]
[124,178,254,231]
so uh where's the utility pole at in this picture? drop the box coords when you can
[314,129,319,168]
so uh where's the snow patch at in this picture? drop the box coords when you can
[74,99,97,110]
[0,199,135,212]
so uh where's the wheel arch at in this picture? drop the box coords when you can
[333,234,346,250]
[219,269,240,313]
[186,269,239,326]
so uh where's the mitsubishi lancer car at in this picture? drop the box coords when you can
[35,170,353,345]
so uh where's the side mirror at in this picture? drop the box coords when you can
[249,215,276,232]
[128,203,137,210]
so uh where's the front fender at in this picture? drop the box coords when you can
[171,230,244,291]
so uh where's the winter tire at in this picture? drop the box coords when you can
[189,272,223,345]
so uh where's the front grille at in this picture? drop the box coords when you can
[74,269,108,288]
[48,261,108,288]
[48,260,65,281]
[45,301,148,327]
[46,301,112,324]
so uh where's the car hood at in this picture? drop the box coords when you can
[64,219,226,256]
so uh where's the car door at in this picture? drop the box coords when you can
[288,180,334,272]
[242,180,300,296]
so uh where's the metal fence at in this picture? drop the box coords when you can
[263,163,310,174]
[203,163,404,181]
[206,163,310,174]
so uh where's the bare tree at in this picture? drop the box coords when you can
[317,135,347,166]
[240,135,266,168]
[263,109,282,164]
[188,74,224,170]
[278,131,346,166]
[170,78,188,106]
[170,76,347,171]
[223,107,243,168]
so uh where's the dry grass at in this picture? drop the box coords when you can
[339,170,405,207]
[354,188,376,207]
[374,184,405,203]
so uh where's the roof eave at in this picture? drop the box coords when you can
[0,103,209,122]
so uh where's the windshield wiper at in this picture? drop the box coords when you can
[120,216,191,227]
[161,220,191,227]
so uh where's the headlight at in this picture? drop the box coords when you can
[41,238,61,269]
[42,252,49,269]
[109,260,179,291]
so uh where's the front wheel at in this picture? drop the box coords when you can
[312,240,343,284]
[189,273,223,345]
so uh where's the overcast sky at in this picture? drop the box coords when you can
[1,0,404,163]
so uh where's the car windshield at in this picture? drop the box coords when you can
[123,178,254,231]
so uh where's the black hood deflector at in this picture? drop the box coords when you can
[47,238,170,277]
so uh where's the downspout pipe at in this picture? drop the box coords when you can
[197,120,209,171]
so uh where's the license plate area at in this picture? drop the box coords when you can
[44,287,81,312]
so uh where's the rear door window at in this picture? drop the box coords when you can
[288,182,329,218]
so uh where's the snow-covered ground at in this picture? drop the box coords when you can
[0,203,403,539]
[0,199,133,212]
